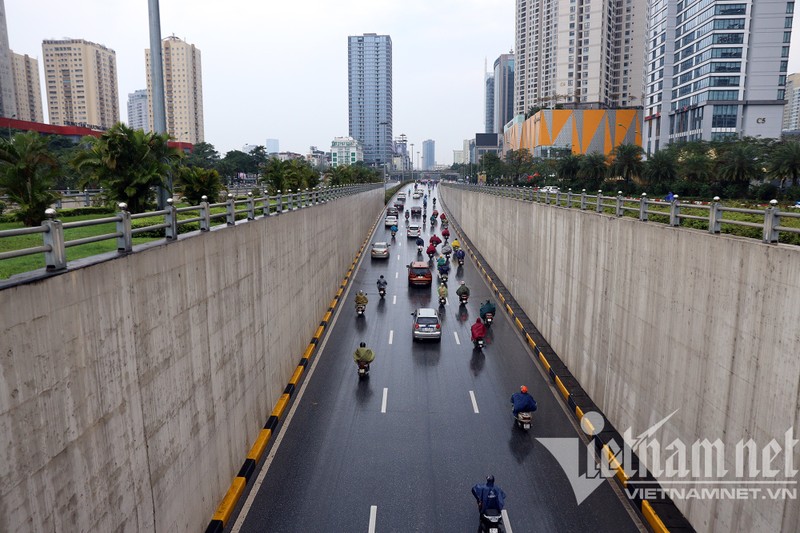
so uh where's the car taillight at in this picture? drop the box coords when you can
[435,324,440,329]
[415,324,420,329]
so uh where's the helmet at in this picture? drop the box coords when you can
[379,275,384,279]
[360,342,366,348]
[460,281,465,285]
[486,475,495,485]
[521,385,528,394]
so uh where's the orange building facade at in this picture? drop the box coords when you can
[503,109,642,157]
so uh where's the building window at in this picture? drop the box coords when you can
[712,105,737,128]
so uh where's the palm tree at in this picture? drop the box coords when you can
[768,141,800,190]
[73,123,183,213]
[715,142,761,186]
[642,150,678,191]
[678,150,713,184]
[0,131,60,225]
[555,153,581,183]
[177,166,224,204]
[610,144,644,191]
[577,152,608,191]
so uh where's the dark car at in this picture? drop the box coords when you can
[410,206,422,216]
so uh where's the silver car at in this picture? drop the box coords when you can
[412,308,442,341]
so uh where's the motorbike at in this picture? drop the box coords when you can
[439,270,449,283]
[439,295,446,307]
[473,336,485,350]
[356,304,366,317]
[444,251,451,261]
[484,312,494,327]
[458,257,465,266]
[430,218,436,228]
[357,361,370,378]
[479,509,504,533]
[391,230,396,237]
[515,411,533,430]
[460,294,469,305]
[427,251,435,260]
[417,245,424,255]
[378,287,386,298]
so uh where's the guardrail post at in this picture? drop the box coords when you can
[116,203,132,252]
[670,195,681,226]
[165,198,178,239]
[56,197,62,209]
[639,193,648,221]
[247,192,255,220]
[580,189,587,210]
[304,188,310,207]
[312,187,319,205]
[42,208,66,271]
[616,191,624,217]
[567,188,573,208]
[596,190,603,212]
[286,189,294,210]
[276,190,283,213]
[763,199,780,243]
[262,191,270,217]
[226,193,235,225]
[200,196,210,231]
[556,189,562,207]
[709,196,722,234]
[84,188,90,206]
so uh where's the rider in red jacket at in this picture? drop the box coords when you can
[429,234,442,246]
[471,318,487,341]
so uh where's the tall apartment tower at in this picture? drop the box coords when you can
[494,53,515,134]
[485,73,495,134]
[514,0,645,116]
[11,52,43,122]
[0,0,16,118]
[422,139,435,170]
[146,36,204,144]
[348,33,393,166]
[643,1,792,154]
[42,39,119,129]
[127,89,150,132]
[782,73,800,131]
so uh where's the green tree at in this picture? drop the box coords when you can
[73,123,183,213]
[715,142,760,187]
[642,149,678,192]
[768,141,800,190]
[555,153,581,183]
[177,166,224,204]
[184,141,220,170]
[0,131,60,225]
[480,152,505,182]
[609,144,644,191]
[504,148,535,184]
[577,152,608,191]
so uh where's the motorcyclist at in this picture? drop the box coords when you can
[429,214,437,226]
[452,239,461,251]
[353,341,375,366]
[390,224,398,235]
[436,255,447,269]
[440,212,447,221]
[441,243,452,257]
[415,236,425,249]
[438,261,451,278]
[472,475,505,514]
[437,283,448,300]
[426,243,437,257]
[511,385,538,416]
[479,300,496,320]
[456,281,470,300]
[432,198,437,208]
[404,210,410,220]
[455,248,466,263]
[376,275,388,291]
[441,228,450,241]
[471,317,487,341]
[355,290,369,309]
[429,234,442,247]
[432,209,439,218]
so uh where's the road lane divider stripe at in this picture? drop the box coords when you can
[454,331,460,345]
[388,330,394,344]
[204,218,381,533]
[501,510,513,533]
[436,197,690,533]
[381,388,388,413]
[368,505,378,533]
[469,390,480,413]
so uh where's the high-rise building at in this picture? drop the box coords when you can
[422,139,435,170]
[0,0,16,118]
[783,73,800,131]
[11,52,43,122]
[514,0,645,116]
[127,89,150,132]
[266,139,279,154]
[42,39,119,129]
[485,73,495,133]
[330,136,363,167]
[643,0,791,153]
[348,33,393,166]
[494,53,515,134]
[146,36,204,144]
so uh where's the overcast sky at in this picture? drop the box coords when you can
[5,1,800,165]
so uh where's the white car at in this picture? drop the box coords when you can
[539,186,559,193]
[385,215,398,227]
[407,224,421,238]
[412,308,442,341]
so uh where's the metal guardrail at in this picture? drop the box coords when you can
[0,184,380,273]
[447,183,800,245]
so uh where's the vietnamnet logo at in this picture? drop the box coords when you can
[537,410,799,505]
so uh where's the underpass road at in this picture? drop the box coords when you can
[230,186,644,533]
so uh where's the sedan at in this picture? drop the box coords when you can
[371,242,390,259]
[412,308,442,341]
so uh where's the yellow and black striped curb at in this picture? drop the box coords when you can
[204,219,380,533]
[438,196,692,533]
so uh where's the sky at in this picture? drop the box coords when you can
[4,1,800,166]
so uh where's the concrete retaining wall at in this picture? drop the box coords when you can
[442,185,800,533]
[0,188,383,532]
